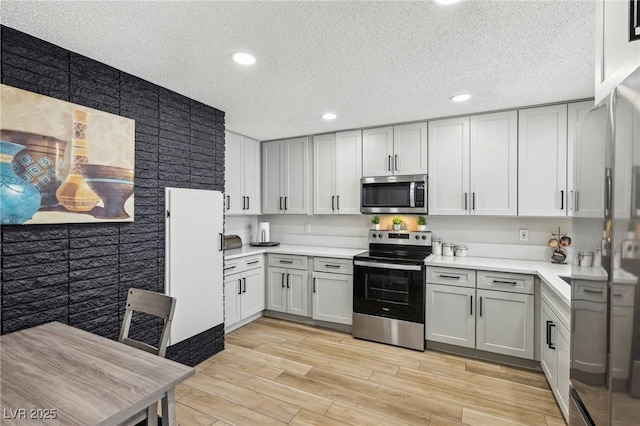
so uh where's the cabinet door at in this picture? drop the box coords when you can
[266,267,287,313]
[573,105,607,218]
[540,301,558,389]
[571,300,607,373]
[335,130,362,214]
[428,117,470,216]
[611,305,634,379]
[470,111,518,216]
[567,101,594,217]
[243,137,261,215]
[476,289,534,359]
[262,141,284,214]
[518,105,568,217]
[241,268,265,319]
[426,284,475,348]
[362,126,394,177]
[313,134,337,215]
[224,275,242,328]
[283,137,310,214]
[225,132,245,215]
[287,269,309,316]
[393,122,428,175]
[556,321,571,420]
[312,272,353,325]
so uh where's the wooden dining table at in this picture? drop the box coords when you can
[0,322,194,425]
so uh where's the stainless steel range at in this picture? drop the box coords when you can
[352,230,431,351]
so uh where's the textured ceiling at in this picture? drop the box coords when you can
[0,1,595,141]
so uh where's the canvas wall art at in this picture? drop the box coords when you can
[0,84,135,224]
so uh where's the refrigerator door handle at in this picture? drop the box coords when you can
[605,167,612,218]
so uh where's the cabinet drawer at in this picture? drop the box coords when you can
[573,279,607,303]
[477,271,534,294]
[268,254,308,270]
[224,259,241,277]
[427,267,476,288]
[242,255,264,271]
[313,257,353,274]
[612,284,635,307]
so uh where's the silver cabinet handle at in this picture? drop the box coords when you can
[394,155,399,171]
[354,260,422,271]
[219,233,224,251]
[570,190,574,211]
[226,195,230,210]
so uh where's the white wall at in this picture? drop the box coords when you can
[261,214,574,261]
[225,215,258,244]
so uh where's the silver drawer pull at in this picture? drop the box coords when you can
[439,274,460,279]
[279,260,294,264]
[493,280,517,285]
[583,288,604,294]
[325,264,341,268]
[613,292,623,297]
[247,260,259,265]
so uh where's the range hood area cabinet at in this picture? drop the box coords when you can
[362,122,428,177]
[517,104,568,217]
[428,111,518,216]
[261,137,311,214]
[313,130,362,214]
[225,132,261,215]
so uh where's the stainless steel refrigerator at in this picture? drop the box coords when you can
[570,66,640,425]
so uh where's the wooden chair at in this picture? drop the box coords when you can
[119,288,177,426]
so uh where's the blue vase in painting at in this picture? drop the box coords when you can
[1,140,41,224]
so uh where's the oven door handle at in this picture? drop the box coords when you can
[354,260,423,271]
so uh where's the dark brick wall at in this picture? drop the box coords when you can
[0,26,225,366]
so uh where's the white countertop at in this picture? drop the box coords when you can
[224,244,366,260]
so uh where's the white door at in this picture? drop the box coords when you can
[241,268,265,319]
[266,267,287,313]
[573,105,607,218]
[426,284,475,349]
[567,101,594,216]
[428,117,470,216]
[393,122,428,175]
[556,321,571,420]
[283,137,310,214]
[165,188,223,345]
[335,130,362,214]
[362,126,394,177]
[540,302,558,388]
[243,137,261,215]
[470,111,518,216]
[313,134,337,215]
[224,132,244,215]
[262,141,284,214]
[518,105,568,217]
[287,269,309,316]
[476,289,534,359]
[224,274,242,328]
[312,272,353,325]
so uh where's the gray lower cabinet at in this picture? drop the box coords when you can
[541,299,570,420]
[426,266,535,360]
[267,254,309,317]
[312,271,352,325]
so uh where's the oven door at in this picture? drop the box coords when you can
[353,259,425,324]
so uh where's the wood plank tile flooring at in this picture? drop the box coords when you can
[175,317,565,426]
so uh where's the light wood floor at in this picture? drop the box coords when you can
[173,317,566,426]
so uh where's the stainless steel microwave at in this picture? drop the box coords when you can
[360,175,427,214]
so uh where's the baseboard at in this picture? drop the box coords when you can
[426,340,542,371]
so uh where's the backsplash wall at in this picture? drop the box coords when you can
[0,26,225,366]
[262,214,572,261]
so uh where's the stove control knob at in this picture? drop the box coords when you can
[378,234,383,239]
[422,235,427,240]
[415,235,420,240]
[372,234,377,239]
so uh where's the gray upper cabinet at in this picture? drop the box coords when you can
[225,132,261,215]
[262,137,311,214]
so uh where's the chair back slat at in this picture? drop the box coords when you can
[119,288,177,358]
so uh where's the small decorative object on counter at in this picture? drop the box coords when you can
[454,245,468,257]
[371,215,380,230]
[442,243,454,256]
[550,227,571,264]
[432,238,442,255]
[417,216,427,231]
[578,251,594,267]
[392,215,403,231]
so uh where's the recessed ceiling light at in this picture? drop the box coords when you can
[322,113,337,120]
[450,94,471,102]
[232,52,256,65]
[434,0,462,4]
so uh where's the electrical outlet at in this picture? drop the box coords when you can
[519,228,529,242]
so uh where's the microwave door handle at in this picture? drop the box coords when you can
[410,182,415,207]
